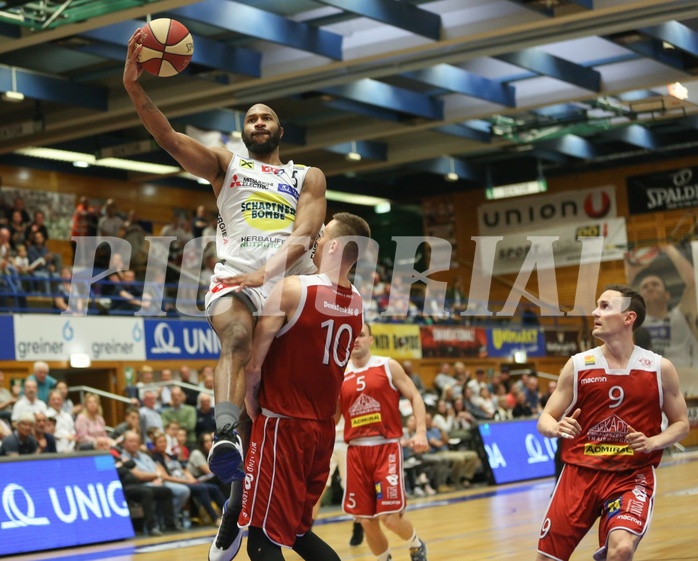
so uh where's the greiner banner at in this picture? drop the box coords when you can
[477,185,617,235]
[12,315,146,361]
[626,166,698,214]
[369,324,422,360]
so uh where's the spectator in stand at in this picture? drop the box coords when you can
[540,380,557,409]
[512,389,533,418]
[462,386,494,420]
[446,275,468,318]
[25,210,49,242]
[523,375,542,413]
[0,370,18,424]
[425,413,479,490]
[161,386,197,449]
[195,392,215,439]
[8,210,27,249]
[139,390,164,441]
[477,386,498,419]
[403,360,426,395]
[467,368,488,397]
[0,413,37,456]
[136,365,158,404]
[116,430,182,535]
[33,411,57,453]
[27,231,58,294]
[111,269,151,313]
[55,380,82,418]
[191,205,209,238]
[432,400,456,434]
[111,405,141,443]
[401,415,437,498]
[12,196,30,224]
[175,428,190,465]
[199,368,215,406]
[11,379,48,423]
[0,194,10,226]
[433,362,457,395]
[96,251,125,304]
[178,365,199,407]
[449,397,476,446]
[75,392,113,450]
[26,361,57,404]
[187,433,230,495]
[98,199,125,237]
[164,420,181,457]
[450,361,469,399]
[53,266,86,314]
[158,368,175,410]
[71,196,95,240]
[151,432,224,526]
[46,389,77,452]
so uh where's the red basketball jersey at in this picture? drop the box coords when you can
[258,274,363,420]
[342,356,404,442]
[561,346,664,471]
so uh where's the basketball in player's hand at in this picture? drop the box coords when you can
[138,18,194,77]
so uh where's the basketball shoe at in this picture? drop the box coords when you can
[209,500,243,561]
[410,542,428,561]
[208,423,245,483]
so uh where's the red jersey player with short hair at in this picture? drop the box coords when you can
[238,213,369,561]
[341,322,430,561]
[535,284,688,561]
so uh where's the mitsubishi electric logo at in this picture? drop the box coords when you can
[2,484,49,529]
[151,322,182,354]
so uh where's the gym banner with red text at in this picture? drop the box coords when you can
[420,325,487,358]
[626,166,698,214]
[369,324,422,360]
[486,327,545,358]
[477,185,617,235]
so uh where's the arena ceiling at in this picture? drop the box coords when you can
[0,0,698,203]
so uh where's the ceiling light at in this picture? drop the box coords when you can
[345,141,361,161]
[70,353,91,368]
[73,161,90,168]
[2,67,24,102]
[325,190,390,207]
[444,157,458,182]
[15,147,181,175]
[374,202,391,214]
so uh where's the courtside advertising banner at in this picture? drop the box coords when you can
[144,318,221,360]
[12,315,146,361]
[420,325,487,358]
[0,453,134,555]
[369,324,422,359]
[482,216,627,276]
[477,185,617,235]
[486,327,545,358]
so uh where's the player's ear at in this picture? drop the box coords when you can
[279,126,284,140]
[625,310,636,327]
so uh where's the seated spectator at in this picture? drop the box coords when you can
[0,369,18,424]
[151,432,224,526]
[195,392,215,439]
[0,413,38,456]
[512,389,534,418]
[425,413,479,490]
[111,406,141,443]
[139,391,164,440]
[98,199,125,237]
[409,414,451,493]
[186,433,230,496]
[198,369,215,406]
[27,231,58,294]
[164,420,181,457]
[178,365,199,407]
[8,210,27,249]
[46,389,77,452]
[540,380,557,409]
[403,360,426,395]
[136,365,158,404]
[524,375,542,414]
[433,362,457,395]
[157,369,175,410]
[401,415,436,497]
[175,428,190,465]
[161,387,196,449]
[25,360,57,404]
[477,386,498,419]
[53,267,86,314]
[111,269,151,313]
[462,386,495,421]
[75,392,113,450]
[33,411,57,453]
[466,368,488,397]
[449,398,476,447]
[113,431,181,535]
[55,380,82,417]
[24,210,48,243]
[11,379,47,423]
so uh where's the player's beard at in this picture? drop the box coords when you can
[243,129,281,155]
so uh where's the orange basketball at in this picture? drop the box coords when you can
[138,18,194,77]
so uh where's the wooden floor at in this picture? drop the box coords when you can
[9,450,698,561]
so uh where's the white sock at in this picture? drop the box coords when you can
[407,530,422,549]
[377,549,392,561]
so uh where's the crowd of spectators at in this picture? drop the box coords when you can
[0,362,224,535]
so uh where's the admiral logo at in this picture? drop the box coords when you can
[584,443,634,456]
[278,183,299,201]
[240,159,254,169]
[351,413,381,427]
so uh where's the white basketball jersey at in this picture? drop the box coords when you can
[215,154,316,275]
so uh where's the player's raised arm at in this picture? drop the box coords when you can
[123,28,230,193]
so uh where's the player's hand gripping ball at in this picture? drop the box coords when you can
[138,18,194,77]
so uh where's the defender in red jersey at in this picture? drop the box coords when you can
[535,284,688,561]
[239,213,369,561]
[341,323,430,561]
